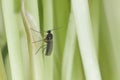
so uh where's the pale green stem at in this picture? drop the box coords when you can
[1,0,25,79]
[0,49,7,80]
[21,0,35,80]
[21,0,44,80]
[103,0,120,79]
[71,0,102,80]
[89,0,100,51]
[42,0,54,80]
[62,11,76,80]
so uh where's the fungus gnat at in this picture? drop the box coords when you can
[31,27,63,56]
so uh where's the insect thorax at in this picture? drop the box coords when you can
[46,33,53,40]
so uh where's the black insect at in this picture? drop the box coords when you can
[31,28,54,56]
[31,27,63,56]
[44,30,53,56]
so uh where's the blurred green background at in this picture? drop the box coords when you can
[0,0,120,80]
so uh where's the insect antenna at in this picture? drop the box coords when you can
[30,28,41,33]
[44,26,65,32]
[31,26,65,33]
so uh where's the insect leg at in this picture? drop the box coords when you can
[32,39,44,43]
[30,28,41,33]
[35,45,46,55]
[41,47,47,55]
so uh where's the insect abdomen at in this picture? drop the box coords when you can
[45,40,53,56]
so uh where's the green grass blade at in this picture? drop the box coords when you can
[0,49,7,80]
[62,11,77,80]
[71,0,102,80]
[1,0,25,79]
[21,0,43,80]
